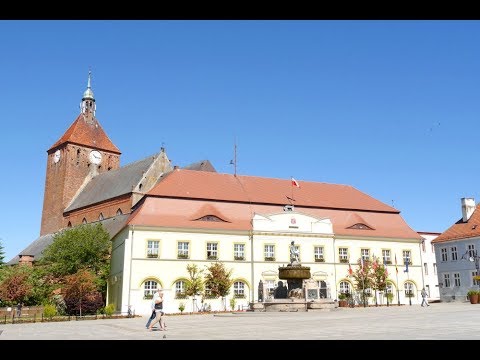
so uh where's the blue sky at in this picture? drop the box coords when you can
[1,20,480,261]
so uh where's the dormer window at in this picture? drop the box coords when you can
[348,223,373,230]
[196,215,225,222]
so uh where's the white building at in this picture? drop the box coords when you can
[418,231,441,302]
[108,169,424,315]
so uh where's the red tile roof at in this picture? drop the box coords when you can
[432,205,480,244]
[127,169,420,240]
[49,114,120,154]
[147,169,399,212]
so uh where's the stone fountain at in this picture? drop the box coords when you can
[257,241,337,312]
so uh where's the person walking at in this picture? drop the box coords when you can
[145,295,157,329]
[16,302,23,317]
[421,288,430,307]
[148,289,166,331]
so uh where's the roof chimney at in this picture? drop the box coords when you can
[461,197,476,222]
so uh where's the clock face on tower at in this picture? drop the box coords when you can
[53,150,61,163]
[89,150,102,165]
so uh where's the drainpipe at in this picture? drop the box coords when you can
[333,236,337,300]
[419,237,425,289]
[127,225,135,313]
[250,231,254,304]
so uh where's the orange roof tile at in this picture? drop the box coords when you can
[147,169,399,212]
[127,170,420,240]
[49,114,120,154]
[432,205,480,243]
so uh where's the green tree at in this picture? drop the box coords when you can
[0,238,5,266]
[203,262,233,310]
[184,264,204,312]
[371,256,388,306]
[351,258,375,307]
[63,269,103,316]
[39,223,111,299]
[0,265,34,306]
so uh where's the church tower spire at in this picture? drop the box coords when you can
[80,70,96,117]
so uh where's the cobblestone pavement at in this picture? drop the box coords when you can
[0,301,479,340]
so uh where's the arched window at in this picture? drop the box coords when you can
[175,280,187,298]
[98,213,104,221]
[82,218,87,224]
[67,221,72,228]
[339,281,351,295]
[233,281,246,298]
[144,280,158,299]
[404,282,415,297]
[116,208,123,216]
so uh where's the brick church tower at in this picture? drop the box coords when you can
[40,72,121,235]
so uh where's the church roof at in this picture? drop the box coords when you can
[7,214,130,264]
[65,154,159,212]
[183,160,216,172]
[48,114,120,154]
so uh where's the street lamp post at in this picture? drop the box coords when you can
[461,250,480,270]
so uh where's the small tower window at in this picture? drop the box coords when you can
[82,218,87,224]
[116,209,123,216]
[67,221,72,228]
[98,213,104,221]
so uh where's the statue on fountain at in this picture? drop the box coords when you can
[289,240,300,266]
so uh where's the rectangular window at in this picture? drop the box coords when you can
[361,248,370,261]
[425,285,430,297]
[450,246,458,261]
[454,273,461,287]
[421,240,426,252]
[233,281,245,298]
[234,243,245,260]
[314,246,324,262]
[473,271,479,286]
[206,242,218,260]
[147,240,159,258]
[424,262,428,275]
[431,243,435,253]
[264,244,275,261]
[177,242,189,259]
[468,244,476,258]
[441,248,448,262]
[433,263,437,275]
[382,249,391,264]
[443,273,451,288]
[339,248,348,263]
[402,250,411,265]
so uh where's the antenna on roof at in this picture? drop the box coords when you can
[229,138,237,177]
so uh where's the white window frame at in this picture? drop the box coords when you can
[147,240,160,258]
[207,242,218,259]
[178,241,189,258]
[314,246,324,261]
[234,243,245,260]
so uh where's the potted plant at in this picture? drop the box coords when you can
[338,293,348,307]
[467,290,479,304]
